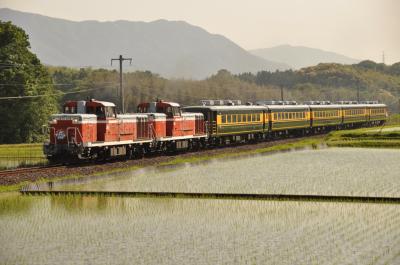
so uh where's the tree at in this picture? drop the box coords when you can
[0,21,58,143]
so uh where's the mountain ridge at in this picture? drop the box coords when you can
[250,44,359,69]
[0,8,289,79]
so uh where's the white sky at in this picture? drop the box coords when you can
[1,0,399,64]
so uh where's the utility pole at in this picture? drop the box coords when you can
[111,55,132,113]
[280,87,284,101]
[382,51,385,64]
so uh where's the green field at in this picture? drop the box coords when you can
[326,125,400,148]
[0,143,44,158]
[386,113,400,126]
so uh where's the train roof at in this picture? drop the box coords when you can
[308,104,346,109]
[266,105,310,110]
[183,105,267,111]
[90,100,116,107]
[340,104,386,108]
[183,103,387,112]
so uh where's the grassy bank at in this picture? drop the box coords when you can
[326,124,400,148]
[386,113,400,126]
[0,143,44,158]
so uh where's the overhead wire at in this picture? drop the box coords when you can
[0,82,118,87]
[0,87,110,100]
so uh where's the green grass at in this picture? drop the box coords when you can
[0,143,44,158]
[326,122,400,148]
[386,113,400,126]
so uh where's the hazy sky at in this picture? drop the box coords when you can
[1,0,399,64]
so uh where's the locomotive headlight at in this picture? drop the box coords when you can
[56,130,66,140]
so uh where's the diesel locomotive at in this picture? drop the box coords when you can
[43,99,388,161]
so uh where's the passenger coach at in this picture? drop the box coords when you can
[182,105,266,143]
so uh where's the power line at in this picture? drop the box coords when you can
[0,82,118,87]
[0,87,105,100]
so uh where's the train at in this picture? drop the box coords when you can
[43,99,388,161]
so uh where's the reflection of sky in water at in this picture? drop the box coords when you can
[1,193,400,265]
[55,148,400,197]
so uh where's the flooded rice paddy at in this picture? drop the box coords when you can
[58,148,400,197]
[1,194,400,265]
[1,147,400,264]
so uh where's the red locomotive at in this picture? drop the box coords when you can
[44,99,206,161]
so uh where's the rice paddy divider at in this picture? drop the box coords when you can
[19,190,400,204]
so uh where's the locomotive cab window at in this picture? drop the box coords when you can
[105,107,116,118]
[64,106,77,114]
[172,107,181,116]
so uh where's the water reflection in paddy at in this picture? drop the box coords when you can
[1,193,400,265]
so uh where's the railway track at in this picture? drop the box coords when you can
[0,164,65,177]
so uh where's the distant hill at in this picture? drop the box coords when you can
[0,8,289,79]
[250,44,359,69]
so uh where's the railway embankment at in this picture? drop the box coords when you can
[0,135,325,192]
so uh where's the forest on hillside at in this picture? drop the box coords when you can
[52,60,400,114]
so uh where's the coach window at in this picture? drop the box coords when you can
[243,114,247,122]
[227,115,231,123]
[222,115,226,123]
[232,114,237,123]
[238,115,242,123]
